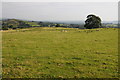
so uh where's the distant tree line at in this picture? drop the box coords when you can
[2,19,85,30]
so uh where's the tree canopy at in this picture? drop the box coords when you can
[84,14,102,29]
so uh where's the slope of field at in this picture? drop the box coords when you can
[2,27,118,78]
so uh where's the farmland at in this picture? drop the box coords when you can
[2,27,118,78]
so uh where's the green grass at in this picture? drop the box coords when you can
[2,27,118,78]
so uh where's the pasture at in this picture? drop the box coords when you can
[2,27,118,78]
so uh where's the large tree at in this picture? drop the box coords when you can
[84,14,102,29]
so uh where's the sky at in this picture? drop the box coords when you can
[1,0,119,2]
[2,1,118,21]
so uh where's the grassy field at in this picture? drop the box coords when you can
[2,27,118,78]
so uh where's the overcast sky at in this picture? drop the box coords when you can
[2,2,118,21]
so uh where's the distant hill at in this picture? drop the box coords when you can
[43,20,118,24]
[46,20,85,24]
[102,21,118,24]
[2,19,40,30]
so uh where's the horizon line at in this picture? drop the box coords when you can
[1,18,118,22]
